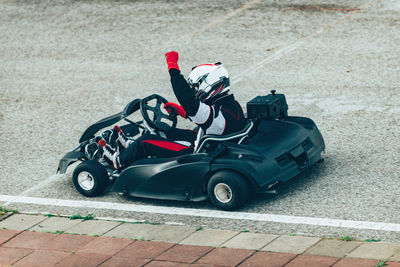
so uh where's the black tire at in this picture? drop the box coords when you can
[72,160,109,197]
[207,171,250,211]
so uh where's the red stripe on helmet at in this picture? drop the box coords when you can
[215,84,225,95]
[197,63,216,67]
[193,63,217,70]
[203,84,225,101]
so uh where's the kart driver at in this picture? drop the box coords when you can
[97,51,246,169]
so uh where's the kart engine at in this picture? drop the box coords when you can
[246,90,288,120]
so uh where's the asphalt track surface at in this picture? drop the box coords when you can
[1,0,399,242]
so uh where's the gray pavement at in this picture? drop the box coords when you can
[1,0,400,242]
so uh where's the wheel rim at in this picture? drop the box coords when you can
[77,171,95,191]
[214,183,232,203]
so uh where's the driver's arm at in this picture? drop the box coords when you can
[165,51,200,117]
[166,51,216,131]
[168,69,199,117]
[169,69,219,132]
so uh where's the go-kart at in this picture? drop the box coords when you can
[57,92,325,211]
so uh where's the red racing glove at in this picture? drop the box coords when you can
[164,102,186,118]
[165,51,180,71]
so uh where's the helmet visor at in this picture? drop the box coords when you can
[189,81,200,91]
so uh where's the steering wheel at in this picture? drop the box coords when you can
[140,94,177,132]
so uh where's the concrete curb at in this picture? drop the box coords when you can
[1,213,400,264]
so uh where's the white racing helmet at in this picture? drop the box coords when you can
[188,63,230,102]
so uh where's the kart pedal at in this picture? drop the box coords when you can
[101,129,118,149]
[85,142,100,160]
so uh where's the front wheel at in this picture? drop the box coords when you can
[207,171,250,211]
[72,160,109,197]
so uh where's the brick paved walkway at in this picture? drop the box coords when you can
[0,213,400,266]
[1,229,400,266]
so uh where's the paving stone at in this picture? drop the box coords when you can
[99,256,151,267]
[191,264,219,267]
[386,262,400,267]
[78,236,134,256]
[30,217,82,233]
[196,247,254,266]
[0,214,46,230]
[156,244,213,263]
[391,250,400,262]
[262,235,321,254]
[140,224,197,243]
[13,250,70,267]
[40,233,96,252]
[179,228,239,247]
[145,261,192,267]
[55,252,110,267]
[114,240,174,259]
[103,222,155,239]
[238,251,296,267]
[305,239,361,258]
[105,223,196,243]
[347,242,400,260]
[0,247,33,266]
[221,232,278,250]
[2,231,57,249]
[333,257,379,267]
[65,219,122,236]
[0,229,22,244]
[285,255,339,267]
[0,212,13,221]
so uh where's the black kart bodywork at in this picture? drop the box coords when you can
[58,92,325,210]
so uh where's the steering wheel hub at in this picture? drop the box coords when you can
[140,94,177,132]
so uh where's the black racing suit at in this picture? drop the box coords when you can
[118,69,246,166]
[169,69,246,147]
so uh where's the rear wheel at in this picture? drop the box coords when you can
[72,160,109,197]
[207,171,250,211]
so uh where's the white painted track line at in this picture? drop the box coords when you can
[19,174,61,197]
[1,194,400,232]
[232,0,380,85]
[232,42,303,85]
[1,0,261,131]
[3,174,62,206]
